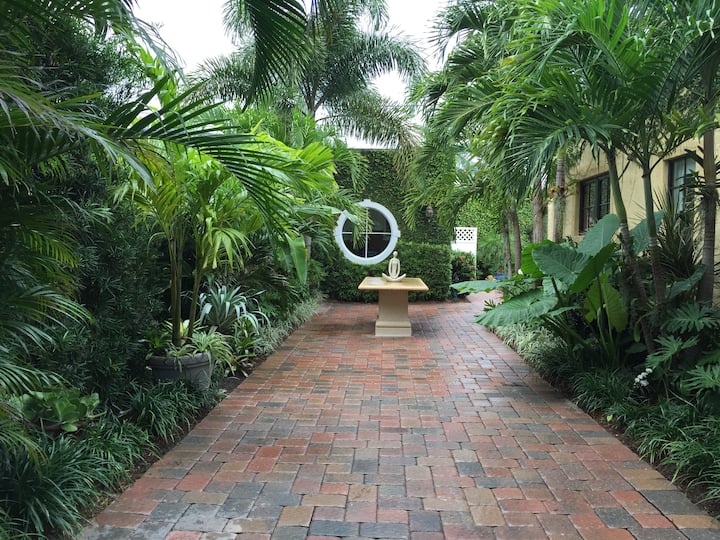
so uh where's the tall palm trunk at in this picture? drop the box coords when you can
[532,179,545,243]
[509,202,522,274]
[502,220,512,276]
[168,237,184,347]
[699,128,718,305]
[552,151,566,242]
[605,148,654,352]
[640,160,666,303]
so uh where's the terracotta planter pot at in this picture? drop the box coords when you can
[147,352,211,389]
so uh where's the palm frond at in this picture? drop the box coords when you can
[223,0,308,100]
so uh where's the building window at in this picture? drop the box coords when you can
[668,156,695,213]
[334,200,400,265]
[579,174,610,233]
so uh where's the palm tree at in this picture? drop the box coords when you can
[408,0,539,271]
[198,0,425,148]
[665,0,720,305]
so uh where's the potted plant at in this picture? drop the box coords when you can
[118,147,257,386]
[114,106,341,384]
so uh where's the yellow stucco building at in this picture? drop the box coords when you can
[549,137,717,243]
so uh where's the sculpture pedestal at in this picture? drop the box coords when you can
[358,277,429,337]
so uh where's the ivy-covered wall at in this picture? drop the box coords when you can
[321,149,455,301]
[336,149,453,245]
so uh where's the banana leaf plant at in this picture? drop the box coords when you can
[455,213,634,367]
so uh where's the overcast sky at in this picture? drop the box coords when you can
[134,0,448,102]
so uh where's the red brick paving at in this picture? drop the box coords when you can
[83,295,719,539]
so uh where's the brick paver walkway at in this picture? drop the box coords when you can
[83,295,720,539]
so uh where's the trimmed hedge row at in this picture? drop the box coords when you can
[320,240,452,302]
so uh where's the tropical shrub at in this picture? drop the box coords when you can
[451,251,477,282]
[320,240,453,301]
[190,329,236,379]
[457,214,635,368]
[199,281,268,334]
[80,417,153,489]
[128,380,218,445]
[13,389,100,434]
[0,434,128,538]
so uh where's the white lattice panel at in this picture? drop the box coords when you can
[451,227,477,255]
[455,227,477,242]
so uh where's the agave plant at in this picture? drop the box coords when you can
[199,281,268,335]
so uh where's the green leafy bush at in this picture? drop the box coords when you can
[128,380,218,445]
[452,251,477,283]
[199,282,267,334]
[0,435,124,537]
[14,388,100,433]
[320,240,452,301]
[81,417,153,489]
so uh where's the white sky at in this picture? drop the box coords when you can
[134,0,448,102]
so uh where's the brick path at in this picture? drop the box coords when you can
[82,295,720,539]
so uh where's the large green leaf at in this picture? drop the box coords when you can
[583,275,628,332]
[571,242,617,293]
[520,240,552,278]
[287,234,308,283]
[452,279,503,294]
[224,0,309,100]
[629,211,664,254]
[532,243,590,287]
[476,289,557,327]
[578,213,619,256]
[666,265,705,301]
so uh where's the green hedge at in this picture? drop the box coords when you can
[319,240,452,301]
[336,149,453,245]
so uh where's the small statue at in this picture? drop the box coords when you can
[382,251,406,281]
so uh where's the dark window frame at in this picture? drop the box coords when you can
[579,173,611,233]
[668,156,695,214]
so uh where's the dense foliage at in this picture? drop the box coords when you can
[336,149,453,244]
[456,210,720,511]
[0,1,386,537]
[6,0,720,533]
[320,240,452,301]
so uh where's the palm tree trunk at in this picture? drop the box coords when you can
[605,148,654,353]
[188,271,202,340]
[169,238,183,347]
[532,179,545,244]
[641,162,666,303]
[698,128,717,305]
[552,151,566,242]
[502,220,512,277]
[510,202,522,274]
